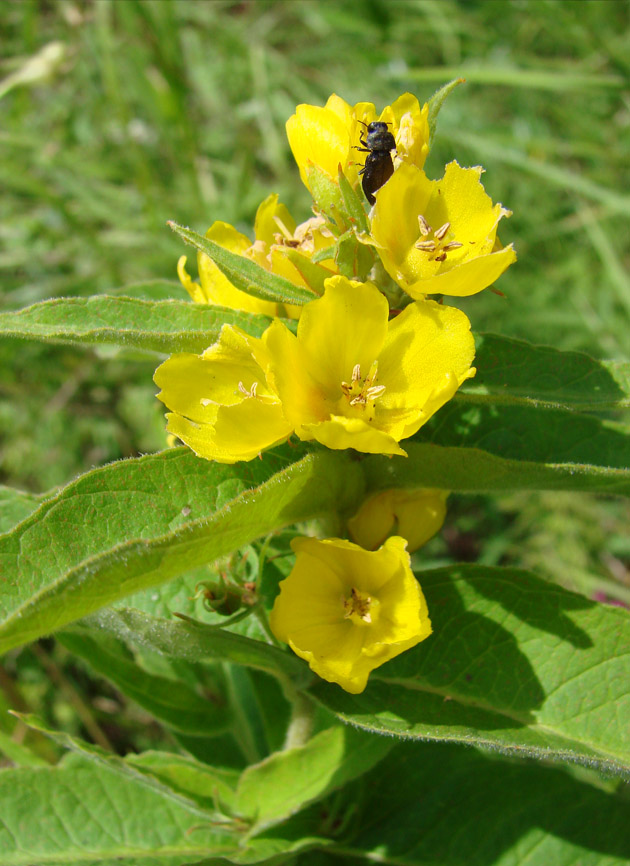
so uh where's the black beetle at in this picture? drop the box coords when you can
[355,120,396,206]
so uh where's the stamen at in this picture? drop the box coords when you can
[238,381,258,399]
[343,587,372,623]
[414,219,460,263]
[434,221,451,241]
[272,215,293,240]
[418,214,432,236]
[341,361,384,413]
[365,384,386,400]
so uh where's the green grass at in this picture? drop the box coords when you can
[1,0,629,753]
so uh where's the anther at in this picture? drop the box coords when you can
[434,221,451,241]
[238,381,258,398]
[418,215,432,236]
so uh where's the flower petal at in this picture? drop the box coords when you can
[165,398,290,463]
[154,325,291,463]
[295,276,389,388]
[254,193,296,247]
[404,245,517,298]
[300,416,406,456]
[377,299,476,439]
[348,488,448,552]
[286,103,351,189]
[177,256,204,303]
[270,536,432,694]
[370,161,515,299]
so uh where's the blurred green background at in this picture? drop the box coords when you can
[1,0,630,746]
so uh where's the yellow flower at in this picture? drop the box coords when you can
[178,194,334,318]
[348,488,448,552]
[286,92,429,197]
[269,536,432,694]
[263,276,476,457]
[370,161,517,298]
[154,324,291,463]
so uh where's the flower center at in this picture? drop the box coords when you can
[340,361,385,419]
[414,215,463,263]
[343,587,377,625]
[237,381,260,399]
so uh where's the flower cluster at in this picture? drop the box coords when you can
[156,89,516,693]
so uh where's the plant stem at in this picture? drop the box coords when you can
[282,681,315,750]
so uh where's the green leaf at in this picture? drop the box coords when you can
[0,757,241,866]
[334,230,377,281]
[0,729,49,767]
[364,439,630,496]
[0,446,364,654]
[126,751,240,813]
[13,713,219,821]
[310,565,630,776]
[305,165,347,233]
[169,221,316,306]
[236,724,393,832]
[0,486,50,533]
[3,304,627,415]
[325,741,630,866]
[0,295,273,354]
[427,77,465,145]
[85,607,310,686]
[461,332,630,410]
[337,168,368,233]
[58,629,234,735]
[417,400,630,480]
[281,247,328,296]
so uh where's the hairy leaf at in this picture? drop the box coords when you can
[58,630,233,735]
[365,439,630,496]
[427,77,465,145]
[0,447,364,654]
[318,741,630,866]
[0,486,49,533]
[0,295,273,353]
[236,724,393,832]
[169,222,316,306]
[0,756,239,866]
[84,608,309,686]
[461,332,630,410]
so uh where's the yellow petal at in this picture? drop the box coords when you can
[437,161,506,241]
[286,104,351,190]
[197,221,280,316]
[270,536,432,694]
[387,92,430,170]
[405,245,517,298]
[154,325,291,463]
[264,278,392,444]
[177,256,205,304]
[254,193,296,247]
[370,163,433,276]
[377,300,476,439]
[370,161,516,298]
[262,320,324,427]
[295,276,389,388]
[348,488,448,552]
[300,415,406,456]
[165,399,290,464]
